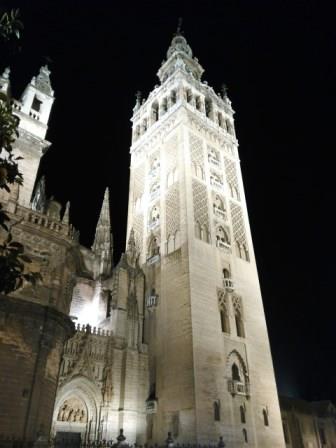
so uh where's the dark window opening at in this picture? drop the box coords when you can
[32,96,42,112]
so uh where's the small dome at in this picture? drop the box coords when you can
[167,35,193,59]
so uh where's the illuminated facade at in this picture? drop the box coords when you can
[0,33,287,447]
[124,32,285,446]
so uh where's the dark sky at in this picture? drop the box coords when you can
[3,0,335,402]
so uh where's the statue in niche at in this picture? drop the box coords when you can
[102,365,113,403]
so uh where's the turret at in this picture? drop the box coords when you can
[0,67,11,96]
[17,65,54,139]
[92,188,113,279]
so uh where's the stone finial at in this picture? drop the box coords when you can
[116,429,126,446]
[166,432,174,447]
[62,201,70,224]
[2,67,10,79]
[221,84,228,99]
[35,64,54,96]
[218,436,225,448]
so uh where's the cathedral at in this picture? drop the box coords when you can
[0,32,288,447]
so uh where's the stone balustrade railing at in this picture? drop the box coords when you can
[12,205,79,241]
[75,323,113,337]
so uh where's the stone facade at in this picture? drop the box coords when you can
[126,33,286,446]
[0,67,76,445]
[0,33,292,447]
[280,397,336,447]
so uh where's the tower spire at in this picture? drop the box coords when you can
[92,188,113,278]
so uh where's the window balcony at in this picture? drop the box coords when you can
[147,254,160,266]
[149,168,159,179]
[208,156,220,167]
[146,295,158,309]
[216,239,231,250]
[223,278,234,292]
[149,219,160,231]
[228,380,249,397]
[150,188,160,201]
[146,399,158,414]
[210,179,224,190]
[213,206,227,220]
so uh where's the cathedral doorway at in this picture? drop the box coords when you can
[55,431,81,448]
[52,377,100,442]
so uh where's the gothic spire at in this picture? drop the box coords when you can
[62,201,70,224]
[92,188,113,278]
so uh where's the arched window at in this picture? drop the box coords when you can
[216,226,230,247]
[226,119,233,135]
[186,88,193,103]
[235,309,245,338]
[214,400,220,421]
[171,90,177,104]
[242,428,248,443]
[151,101,159,123]
[192,163,204,180]
[148,236,160,258]
[263,409,269,426]
[201,224,210,243]
[161,97,168,114]
[205,97,213,119]
[217,112,223,128]
[223,268,230,279]
[141,118,148,134]
[195,221,201,239]
[150,182,160,199]
[167,234,175,254]
[232,363,241,382]
[195,96,202,111]
[236,241,242,258]
[240,405,246,423]
[135,124,141,139]
[243,244,249,262]
[150,206,160,224]
[220,308,230,334]
[214,195,224,211]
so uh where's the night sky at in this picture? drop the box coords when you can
[3,0,335,403]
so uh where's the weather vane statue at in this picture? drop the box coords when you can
[176,17,183,35]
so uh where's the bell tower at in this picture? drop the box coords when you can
[11,65,55,207]
[126,31,285,447]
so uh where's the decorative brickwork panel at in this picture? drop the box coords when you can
[165,135,178,173]
[192,179,209,227]
[133,213,144,251]
[133,163,145,198]
[224,157,240,200]
[165,185,180,236]
[189,132,204,165]
[230,202,247,247]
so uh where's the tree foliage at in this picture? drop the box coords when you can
[0,9,41,294]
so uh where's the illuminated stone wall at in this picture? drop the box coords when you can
[126,34,286,446]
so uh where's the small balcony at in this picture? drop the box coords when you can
[216,239,231,250]
[147,254,160,266]
[146,295,158,309]
[210,179,224,190]
[223,278,234,292]
[208,156,220,167]
[148,219,160,231]
[213,206,227,220]
[150,188,160,202]
[146,399,158,414]
[228,380,249,397]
